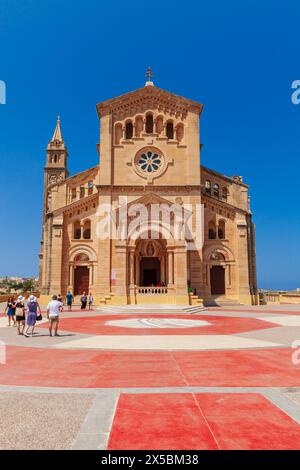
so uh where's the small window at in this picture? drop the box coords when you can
[71,188,76,200]
[213,184,220,198]
[80,186,85,199]
[166,122,174,139]
[125,122,133,139]
[205,180,211,194]
[208,221,216,239]
[218,220,226,239]
[83,220,91,239]
[88,181,93,195]
[145,114,153,133]
[208,229,216,239]
[73,221,81,239]
[222,187,228,200]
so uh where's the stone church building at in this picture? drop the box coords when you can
[39,75,257,306]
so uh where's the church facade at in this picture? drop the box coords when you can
[39,78,257,306]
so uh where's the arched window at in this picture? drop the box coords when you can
[71,188,76,200]
[73,221,81,239]
[114,123,123,144]
[208,221,216,239]
[222,187,228,200]
[83,220,91,239]
[125,121,133,139]
[54,155,58,163]
[135,116,143,137]
[205,180,211,194]
[166,121,174,139]
[156,116,164,135]
[176,123,184,142]
[88,181,93,195]
[218,220,226,239]
[213,183,220,198]
[80,186,85,199]
[145,114,153,133]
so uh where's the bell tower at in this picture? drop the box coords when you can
[39,117,69,293]
[45,116,69,185]
[42,117,69,219]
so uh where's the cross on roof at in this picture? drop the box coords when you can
[146,66,154,83]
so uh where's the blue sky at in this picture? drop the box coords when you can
[0,0,299,289]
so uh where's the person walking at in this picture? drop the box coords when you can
[65,291,73,311]
[80,291,87,310]
[57,293,63,304]
[47,295,63,337]
[15,295,26,335]
[24,295,41,337]
[4,297,16,326]
[88,292,94,310]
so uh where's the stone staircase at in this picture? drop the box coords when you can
[96,304,207,315]
[204,296,243,307]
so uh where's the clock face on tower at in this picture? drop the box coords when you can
[133,147,167,181]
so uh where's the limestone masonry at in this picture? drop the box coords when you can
[39,79,257,306]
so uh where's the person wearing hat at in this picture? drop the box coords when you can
[24,295,42,337]
[15,295,26,335]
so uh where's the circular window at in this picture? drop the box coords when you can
[138,150,162,173]
[134,147,165,180]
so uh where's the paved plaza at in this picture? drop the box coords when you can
[0,303,300,450]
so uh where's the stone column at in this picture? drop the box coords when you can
[69,263,74,291]
[89,264,93,287]
[129,249,135,286]
[49,217,64,293]
[167,250,174,285]
[114,241,128,304]
[173,241,188,301]
[161,255,165,284]
[135,253,140,285]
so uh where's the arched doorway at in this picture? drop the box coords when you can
[210,266,225,295]
[135,240,167,287]
[140,257,160,286]
[73,253,89,295]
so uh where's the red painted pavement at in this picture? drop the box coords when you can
[38,314,276,336]
[108,393,219,450]
[1,346,300,388]
[108,393,300,450]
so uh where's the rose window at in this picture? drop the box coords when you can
[138,150,162,173]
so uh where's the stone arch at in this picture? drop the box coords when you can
[69,245,97,263]
[127,220,175,246]
[203,244,235,262]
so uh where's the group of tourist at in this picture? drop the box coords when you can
[3,291,94,337]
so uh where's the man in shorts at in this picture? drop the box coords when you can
[47,295,63,337]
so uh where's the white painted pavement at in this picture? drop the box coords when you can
[105,318,211,329]
[257,315,300,326]
[53,334,282,351]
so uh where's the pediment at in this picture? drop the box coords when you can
[96,85,203,120]
[113,192,193,219]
